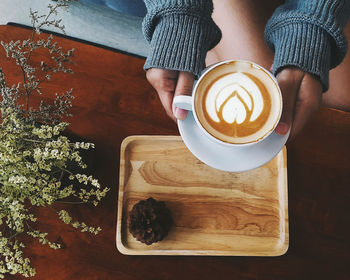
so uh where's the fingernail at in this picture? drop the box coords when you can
[275,122,290,135]
[174,107,188,120]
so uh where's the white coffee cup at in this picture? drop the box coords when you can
[173,60,283,147]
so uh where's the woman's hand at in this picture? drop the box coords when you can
[146,68,195,122]
[275,67,323,139]
[147,66,323,140]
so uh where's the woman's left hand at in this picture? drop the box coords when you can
[274,67,323,139]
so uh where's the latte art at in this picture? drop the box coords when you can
[194,61,281,144]
[205,72,264,125]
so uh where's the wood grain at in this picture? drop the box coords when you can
[1,25,350,280]
[117,136,288,256]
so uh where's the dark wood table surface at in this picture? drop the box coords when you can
[1,25,350,280]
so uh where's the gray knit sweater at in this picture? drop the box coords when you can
[142,0,350,91]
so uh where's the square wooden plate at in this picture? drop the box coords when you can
[116,136,288,256]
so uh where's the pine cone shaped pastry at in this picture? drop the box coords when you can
[129,197,173,245]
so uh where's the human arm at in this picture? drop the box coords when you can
[142,0,221,120]
[265,0,350,137]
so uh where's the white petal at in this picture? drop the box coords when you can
[222,96,246,124]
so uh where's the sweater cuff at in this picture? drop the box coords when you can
[266,22,332,91]
[144,13,221,77]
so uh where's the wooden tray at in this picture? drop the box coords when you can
[116,136,288,256]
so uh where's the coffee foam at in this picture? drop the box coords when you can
[205,72,264,124]
[195,61,281,144]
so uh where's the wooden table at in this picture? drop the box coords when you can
[1,25,350,280]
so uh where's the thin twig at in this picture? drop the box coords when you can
[22,138,44,144]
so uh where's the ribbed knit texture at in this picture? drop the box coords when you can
[265,0,350,91]
[142,0,221,77]
[142,0,350,90]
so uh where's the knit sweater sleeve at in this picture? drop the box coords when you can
[265,0,350,91]
[142,0,221,77]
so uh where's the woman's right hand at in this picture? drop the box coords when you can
[146,68,195,122]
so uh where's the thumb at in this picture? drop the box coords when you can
[275,70,303,135]
[172,71,195,120]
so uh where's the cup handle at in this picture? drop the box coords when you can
[173,95,193,111]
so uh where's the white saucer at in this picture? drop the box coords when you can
[177,111,289,172]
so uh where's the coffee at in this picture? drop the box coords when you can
[194,61,281,144]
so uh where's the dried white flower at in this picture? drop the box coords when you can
[0,1,109,278]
